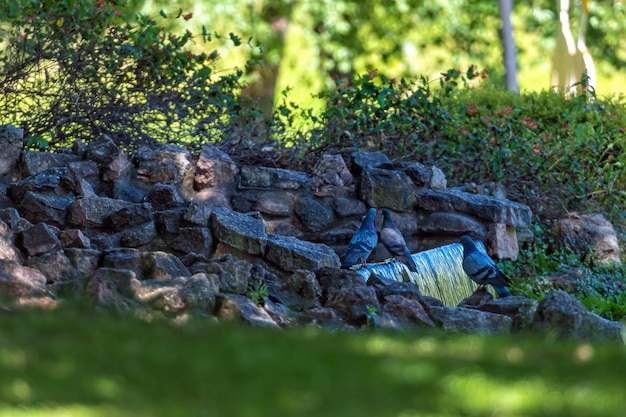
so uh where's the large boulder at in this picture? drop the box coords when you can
[553,213,621,266]
[529,290,623,343]
[428,306,513,335]
[417,188,532,227]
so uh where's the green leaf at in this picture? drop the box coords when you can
[229,32,242,46]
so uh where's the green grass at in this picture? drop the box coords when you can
[0,304,625,417]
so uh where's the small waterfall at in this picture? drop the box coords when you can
[356,241,488,306]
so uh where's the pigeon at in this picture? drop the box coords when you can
[380,208,418,273]
[340,208,378,269]
[459,235,512,297]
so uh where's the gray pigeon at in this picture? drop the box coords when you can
[459,235,512,297]
[380,208,418,273]
[340,208,378,269]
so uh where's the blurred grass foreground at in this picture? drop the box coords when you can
[1,305,625,417]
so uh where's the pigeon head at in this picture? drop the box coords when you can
[360,208,377,230]
[381,208,393,226]
[459,235,477,253]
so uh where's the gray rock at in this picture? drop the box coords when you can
[184,200,212,226]
[85,135,131,182]
[529,290,622,342]
[171,227,213,255]
[206,254,251,294]
[265,234,340,272]
[67,197,136,228]
[478,296,539,332]
[137,274,218,312]
[487,223,519,261]
[65,248,102,279]
[351,152,392,174]
[57,229,92,248]
[101,202,154,229]
[0,124,23,177]
[111,178,148,203]
[417,188,532,227]
[7,167,76,202]
[135,279,183,311]
[143,182,185,210]
[428,306,513,335]
[332,197,367,218]
[194,143,238,189]
[315,267,365,304]
[239,165,311,190]
[0,259,47,297]
[360,167,416,211]
[66,160,100,183]
[231,190,294,217]
[374,281,425,303]
[429,166,447,189]
[24,249,74,285]
[263,219,305,238]
[18,192,74,228]
[20,151,78,177]
[154,208,185,234]
[93,267,141,298]
[102,248,142,278]
[325,285,380,326]
[312,154,354,197]
[262,298,295,327]
[0,220,21,262]
[136,144,192,184]
[294,197,334,232]
[382,294,436,327]
[121,221,157,248]
[286,269,322,301]
[553,213,621,265]
[140,251,189,280]
[178,273,220,311]
[420,212,486,235]
[399,161,432,187]
[216,294,280,328]
[209,206,267,255]
[0,208,22,229]
[18,222,62,257]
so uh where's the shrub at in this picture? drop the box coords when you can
[0,0,264,153]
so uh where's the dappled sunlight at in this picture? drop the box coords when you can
[0,404,137,417]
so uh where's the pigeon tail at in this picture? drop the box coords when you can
[493,285,512,298]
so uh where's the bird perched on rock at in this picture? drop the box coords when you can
[459,235,512,297]
[340,208,378,269]
[380,208,419,273]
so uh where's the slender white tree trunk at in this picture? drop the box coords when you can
[499,0,518,91]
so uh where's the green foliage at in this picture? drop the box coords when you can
[2,304,626,416]
[0,0,264,153]
[499,225,626,321]
[246,275,268,305]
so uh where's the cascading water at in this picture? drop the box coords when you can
[355,241,489,306]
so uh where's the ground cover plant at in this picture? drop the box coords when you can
[1,304,625,417]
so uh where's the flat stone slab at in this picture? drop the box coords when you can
[239,166,311,190]
[265,234,340,272]
[417,188,532,227]
[209,207,267,255]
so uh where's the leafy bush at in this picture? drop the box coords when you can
[0,0,265,153]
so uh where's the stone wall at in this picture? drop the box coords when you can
[2,124,624,342]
